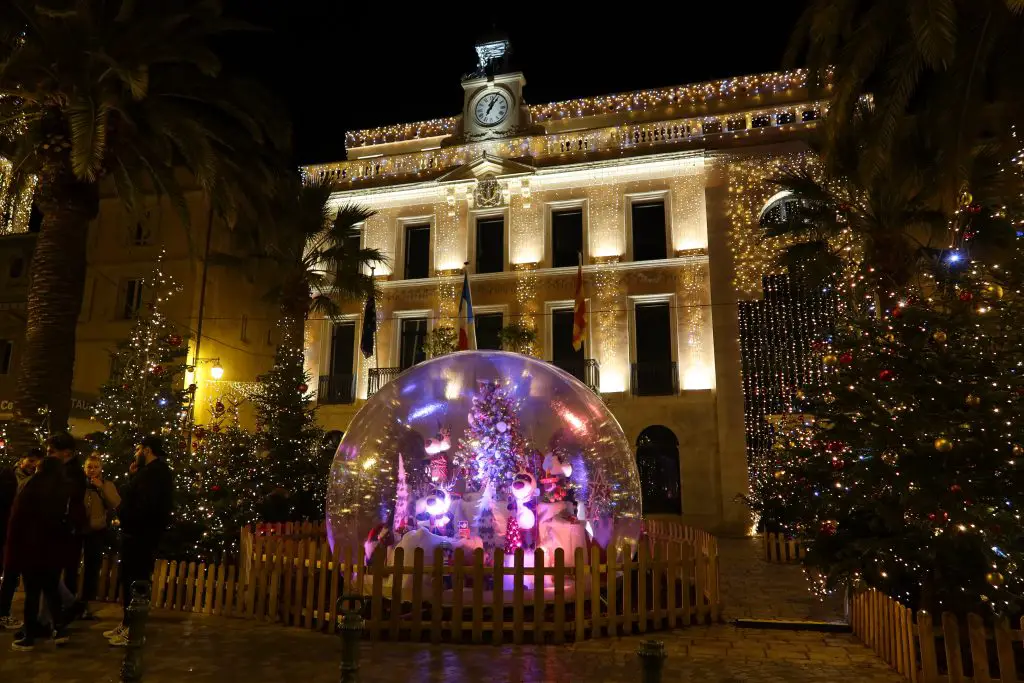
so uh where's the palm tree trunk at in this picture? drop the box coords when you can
[11,179,98,450]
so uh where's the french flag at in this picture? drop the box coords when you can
[457,267,477,351]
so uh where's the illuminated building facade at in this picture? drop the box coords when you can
[304,40,829,534]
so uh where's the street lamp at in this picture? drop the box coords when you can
[187,357,224,381]
[210,362,224,380]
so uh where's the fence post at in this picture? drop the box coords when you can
[337,595,366,683]
[637,639,666,683]
[120,580,152,683]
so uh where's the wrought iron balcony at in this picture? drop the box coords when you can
[367,367,403,397]
[630,361,679,396]
[549,358,601,394]
[317,374,356,405]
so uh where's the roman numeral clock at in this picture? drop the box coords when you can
[458,39,533,142]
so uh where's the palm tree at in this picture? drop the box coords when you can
[0,1,288,446]
[789,0,1024,197]
[217,175,386,347]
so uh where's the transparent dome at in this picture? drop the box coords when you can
[326,351,642,566]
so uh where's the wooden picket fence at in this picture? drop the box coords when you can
[852,588,1024,682]
[762,532,806,563]
[87,519,718,644]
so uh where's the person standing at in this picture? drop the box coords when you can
[0,449,43,630]
[46,433,88,613]
[5,457,80,650]
[104,436,173,647]
[80,455,120,619]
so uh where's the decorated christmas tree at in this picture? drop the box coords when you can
[393,453,410,536]
[251,322,327,522]
[90,257,196,557]
[455,380,528,491]
[755,194,1024,615]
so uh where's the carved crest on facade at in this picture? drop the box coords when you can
[474,176,503,208]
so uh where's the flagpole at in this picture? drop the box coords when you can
[578,250,585,358]
[463,260,470,332]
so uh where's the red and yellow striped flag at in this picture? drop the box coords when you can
[572,259,587,352]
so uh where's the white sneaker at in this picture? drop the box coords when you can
[103,624,127,639]
[0,616,23,630]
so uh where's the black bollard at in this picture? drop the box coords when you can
[337,595,366,683]
[637,639,666,683]
[120,580,152,683]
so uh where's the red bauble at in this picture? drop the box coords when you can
[211,424,221,433]
[878,369,895,381]
[0,438,5,449]
[964,499,973,506]
[211,485,221,492]
[839,352,854,365]
[825,441,845,453]
[959,291,974,302]
[892,307,904,318]
[151,365,165,376]
[298,383,309,394]
[928,512,937,521]
[167,334,183,347]
[192,441,199,450]
[820,520,837,535]
[122,384,131,391]
[195,427,207,440]
[214,401,225,415]
[811,341,826,352]
[950,484,962,493]
[831,457,845,470]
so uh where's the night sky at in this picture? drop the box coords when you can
[225,3,806,165]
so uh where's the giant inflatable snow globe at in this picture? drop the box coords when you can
[326,351,642,589]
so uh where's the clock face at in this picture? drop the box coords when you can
[474,91,510,127]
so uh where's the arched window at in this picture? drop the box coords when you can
[636,425,681,515]
[758,190,813,232]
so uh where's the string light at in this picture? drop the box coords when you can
[0,156,37,235]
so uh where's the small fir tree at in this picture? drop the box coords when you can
[455,380,528,492]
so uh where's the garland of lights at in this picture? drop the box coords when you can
[345,68,829,147]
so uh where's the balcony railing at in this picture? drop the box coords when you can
[367,367,403,397]
[317,374,356,405]
[550,358,601,394]
[631,361,679,396]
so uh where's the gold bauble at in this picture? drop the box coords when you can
[823,353,839,366]
[1013,444,1024,457]
[932,330,947,343]
[884,333,896,343]
[986,571,1005,588]
[965,394,981,407]
[958,422,972,431]
[934,437,953,452]
[773,470,786,480]
[795,389,806,400]
[772,442,786,452]
[881,450,898,466]
[961,191,974,206]
[818,418,835,430]
[984,283,1004,299]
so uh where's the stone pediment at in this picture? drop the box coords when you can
[435,152,535,184]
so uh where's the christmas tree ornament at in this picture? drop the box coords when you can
[772,441,786,452]
[986,572,1005,587]
[795,389,805,400]
[496,421,508,433]
[215,400,225,415]
[820,520,837,535]
[950,484,962,493]
[932,330,947,343]
[773,470,786,480]
[817,418,835,430]
[167,334,183,347]
[838,352,853,365]
[878,369,895,381]
[1013,444,1024,457]
[831,457,845,470]
[297,383,308,394]
[960,191,973,206]
[934,437,953,452]
[892,307,904,318]
[965,394,981,407]
[822,353,839,366]
[984,283,1004,299]
[151,364,165,376]
[959,291,974,302]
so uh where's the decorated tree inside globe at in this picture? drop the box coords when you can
[251,322,327,522]
[455,380,528,491]
[755,239,1024,615]
[392,453,410,537]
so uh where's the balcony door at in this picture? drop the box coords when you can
[633,301,674,395]
[551,308,585,382]
[326,322,356,404]
[399,318,428,370]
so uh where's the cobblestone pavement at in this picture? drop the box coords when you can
[0,603,902,682]
[717,536,847,623]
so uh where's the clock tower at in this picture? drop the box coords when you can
[458,38,533,142]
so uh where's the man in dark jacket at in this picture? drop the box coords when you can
[0,449,43,630]
[46,432,87,609]
[105,435,173,646]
